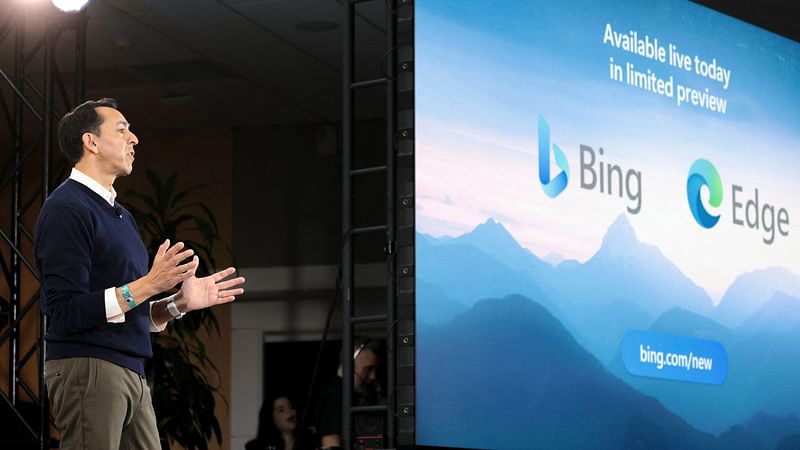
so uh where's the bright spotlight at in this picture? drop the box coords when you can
[51,0,89,12]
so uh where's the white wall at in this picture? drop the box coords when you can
[229,263,388,450]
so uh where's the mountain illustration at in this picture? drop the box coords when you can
[563,299,653,364]
[607,308,737,434]
[716,412,800,450]
[776,434,800,449]
[539,215,714,363]
[416,229,557,314]
[417,215,716,365]
[556,258,581,270]
[728,326,800,416]
[420,215,713,319]
[543,251,565,267]
[608,308,800,435]
[416,232,434,249]
[714,267,800,328]
[716,426,765,450]
[450,218,554,281]
[649,307,737,345]
[738,292,800,336]
[417,294,731,450]
[416,279,467,326]
[417,232,453,248]
[556,214,714,318]
[416,216,800,446]
[741,412,800,450]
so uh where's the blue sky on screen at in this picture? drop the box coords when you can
[415,0,800,299]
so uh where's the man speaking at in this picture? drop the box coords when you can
[34,98,246,449]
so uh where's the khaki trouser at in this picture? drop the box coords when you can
[45,357,161,450]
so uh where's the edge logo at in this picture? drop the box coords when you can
[686,159,723,229]
[686,158,790,244]
[537,116,569,198]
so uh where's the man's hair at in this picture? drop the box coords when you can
[339,337,380,367]
[353,337,380,361]
[57,98,118,165]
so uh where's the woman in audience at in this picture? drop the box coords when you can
[246,393,313,450]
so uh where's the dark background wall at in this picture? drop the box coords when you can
[233,118,388,270]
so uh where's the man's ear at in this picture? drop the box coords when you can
[81,132,98,154]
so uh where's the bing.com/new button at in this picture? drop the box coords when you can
[621,329,728,385]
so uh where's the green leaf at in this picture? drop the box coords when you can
[171,184,209,208]
[123,170,230,450]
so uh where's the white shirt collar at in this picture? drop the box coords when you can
[69,167,117,206]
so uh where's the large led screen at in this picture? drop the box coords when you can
[415,1,800,449]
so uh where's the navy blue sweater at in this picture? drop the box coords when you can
[34,179,152,376]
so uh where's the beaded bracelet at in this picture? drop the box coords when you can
[121,283,136,308]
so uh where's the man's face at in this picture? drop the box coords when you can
[90,106,138,177]
[354,348,378,393]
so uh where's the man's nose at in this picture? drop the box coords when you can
[129,131,139,145]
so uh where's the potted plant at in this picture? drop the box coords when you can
[123,170,232,450]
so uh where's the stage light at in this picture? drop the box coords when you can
[51,0,89,12]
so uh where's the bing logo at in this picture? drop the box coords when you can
[686,159,723,229]
[537,116,569,198]
[536,115,642,213]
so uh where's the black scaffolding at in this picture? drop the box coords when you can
[341,0,414,448]
[0,4,87,449]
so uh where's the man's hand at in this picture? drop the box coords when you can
[123,240,197,308]
[146,240,197,293]
[176,267,246,313]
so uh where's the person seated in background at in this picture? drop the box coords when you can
[246,393,313,450]
[315,338,384,449]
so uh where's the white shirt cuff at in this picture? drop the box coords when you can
[149,295,174,333]
[105,287,125,323]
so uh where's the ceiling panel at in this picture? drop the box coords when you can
[2,0,793,135]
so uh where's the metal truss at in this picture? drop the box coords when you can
[341,0,414,448]
[0,4,86,448]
